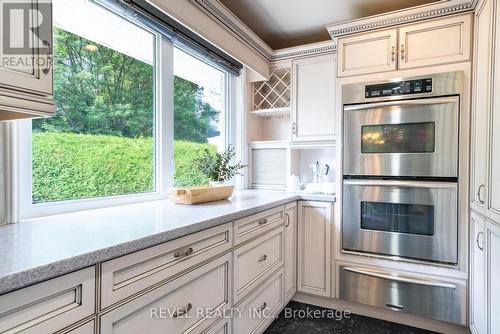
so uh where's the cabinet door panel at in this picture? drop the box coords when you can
[487,222,500,334]
[489,0,500,222]
[292,55,336,141]
[0,0,53,95]
[471,0,494,213]
[399,14,471,69]
[471,213,486,334]
[337,29,397,77]
[284,202,297,302]
[100,255,231,334]
[297,201,332,297]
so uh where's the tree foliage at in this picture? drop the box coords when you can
[34,28,220,143]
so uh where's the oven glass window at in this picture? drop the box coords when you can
[360,202,435,236]
[361,122,435,154]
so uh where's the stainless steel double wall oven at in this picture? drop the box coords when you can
[342,72,463,264]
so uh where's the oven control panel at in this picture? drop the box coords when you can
[365,78,432,98]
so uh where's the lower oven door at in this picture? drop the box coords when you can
[342,179,458,264]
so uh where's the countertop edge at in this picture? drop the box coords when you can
[0,192,335,295]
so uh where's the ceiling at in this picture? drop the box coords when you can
[219,0,439,49]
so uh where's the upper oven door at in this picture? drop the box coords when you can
[343,96,459,178]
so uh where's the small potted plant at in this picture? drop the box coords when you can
[194,145,247,186]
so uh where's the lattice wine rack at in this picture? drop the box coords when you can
[251,67,291,117]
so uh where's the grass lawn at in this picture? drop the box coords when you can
[32,132,216,202]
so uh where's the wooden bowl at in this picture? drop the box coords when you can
[168,185,234,205]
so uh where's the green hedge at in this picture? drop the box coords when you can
[32,132,215,202]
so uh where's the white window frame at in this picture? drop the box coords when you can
[14,17,172,220]
[1,5,238,223]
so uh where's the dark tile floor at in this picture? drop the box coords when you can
[264,301,439,334]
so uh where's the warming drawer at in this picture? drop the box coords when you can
[339,266,466,325]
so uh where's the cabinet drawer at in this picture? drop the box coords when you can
[234,227,284,303]
[202,319,231,334]
[61,320,95,334]
[234,206,284,245]
[0,267,96,334]
[234,269,284,334]
[339,266,466,325]
[100,254,232,334]
[101,223,232,309]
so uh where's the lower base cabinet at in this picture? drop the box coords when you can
[62,320,95,334]
[234,269,285,334]
[486,221,500,333]
[297,201,332,297]
[470,214,500,334]
[99,254,232,334]
[471,213,486,334]
[284,202,297,302]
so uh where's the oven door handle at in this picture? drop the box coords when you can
[343,267,457,289]
[343,179,457,189]
[344,96,458,111]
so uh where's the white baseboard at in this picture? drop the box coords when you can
[291,292,469,334]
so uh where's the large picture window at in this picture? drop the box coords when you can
[173,47,227,187]
[14,0,233,219]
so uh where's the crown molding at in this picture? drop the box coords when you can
[326,0,478,40]
[189,0,274,60]
[189,0,337,63]
[271,40,337,61]
[190,0,478,64]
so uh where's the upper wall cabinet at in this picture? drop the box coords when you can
[470,0,500,224]
[0,0,54,120]
[337,29,397,77]
[471,0,494,215]
[398,15,471,70]
[337,14,472,77]
[489,0,500,223]
[292,54,336,142]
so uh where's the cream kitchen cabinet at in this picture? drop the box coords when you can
[0,0,54,120]
[486,221,500,334]
[470,214,500,334]
[337,14,471,77]
[489,0,500,223]
[61,320,95,334]
[337,29,397,77]
[297,201,332,297]
[470,0,500,223]
[0,267,96,334]
[470,213,486,334]
[398,14,471,70]
[284,202,297,302]
[100,254,232,334]
[470,0,494,214]
[291,54,336,141]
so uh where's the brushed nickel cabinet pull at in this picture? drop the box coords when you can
[400,44,405,61]
[172,303,193,318]
[258,255,268,262]
[285,213,290,227]
[478,184,485,204]
[174,247,194,258]
[292,122,297,135]
[476,231,484,251]
[257,302,267,311]
[386,303,404,310]
[258,218,268,225]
